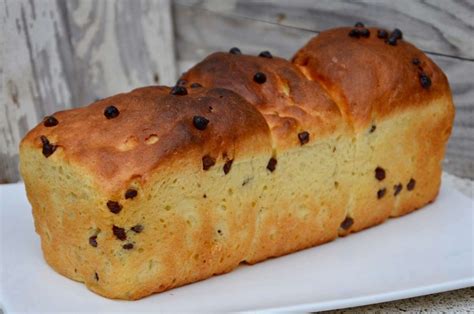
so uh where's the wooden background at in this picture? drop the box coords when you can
[1,0,473,182]
[0,0,176,183]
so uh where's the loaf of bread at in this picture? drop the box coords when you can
[19,25,454,300]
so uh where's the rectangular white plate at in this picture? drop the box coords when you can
[1,182,473,312]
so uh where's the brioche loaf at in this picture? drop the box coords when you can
[19,25,454,300]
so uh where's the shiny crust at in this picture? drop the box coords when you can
[19,26,455,300]
[182,53,344,149]
[292,27,454,234]
[21,86,272,194]
[292,27,452,129]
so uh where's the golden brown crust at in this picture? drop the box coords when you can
[181,53,344,149]
[290,27,454,235]
[19,25,455,301]
[21,86,272,194]
[292,27,452,129]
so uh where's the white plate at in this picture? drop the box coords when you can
[1,182,473,312]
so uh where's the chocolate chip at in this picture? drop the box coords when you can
[223,159,233,175]
[407,178,416,191]
[348,29,360,38]
[370,125,377,133]
[202,155,216,170]
[170,86,188,95]
[190,82,202,88]
[394,183,403,196]
[176,79,187,86]
[112,225,127,241]
[359,28,370,38]
[125,189,137,199]
[40,136,49,145]
[391,28,403,39]
[298,131,310,145]
[40,135,57,158]
[258,51,272,58]
[419,73,431,89]
[203,194,207,198]
[377,29,388,39]
[253,72,267,84]
[412,58,421,65]
[386,36,397,46]
[89,235,98,247]
[377,188,386,199]
[107,201,122,214]
[104,105,119,119]
[375,167,386,181]
[95,272,99,281]
[131,224,143,233]
[193,116,209,130]
[340,217,354,230]
[123,243,134,250]
[354,22,365,28]
[229,47,241,55]
[43,116,58,127]
[267,157,277,172]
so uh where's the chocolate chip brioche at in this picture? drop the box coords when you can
[181,52,354,263]
[184,26,454,237]
[19,25,454,300]
[293,26,454,234]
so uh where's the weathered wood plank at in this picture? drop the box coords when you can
[57,0,177,105]
[438,58,474,179]
[0,0,176,183]
[176,0,474,59]
[173,1,474,179]
[1,0,71,183]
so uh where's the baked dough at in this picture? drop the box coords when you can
[20,26,454,299]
